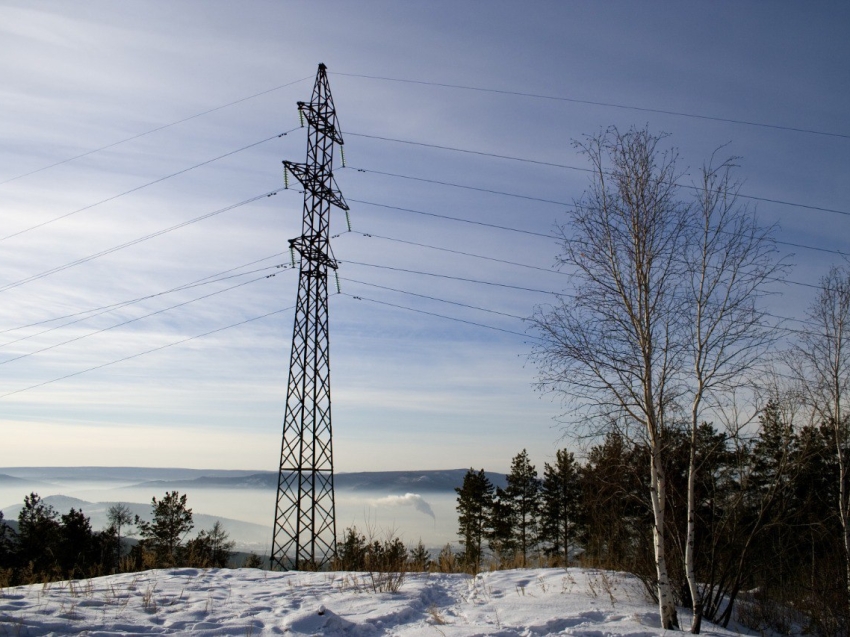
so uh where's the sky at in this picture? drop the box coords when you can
[1,1,848,473]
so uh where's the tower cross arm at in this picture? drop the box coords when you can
[283,161,349,211]
[298,101,344,146]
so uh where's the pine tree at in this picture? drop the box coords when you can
[58,508,96,577]
[540,449,581,564]
[134,491,194,567]
[337,526,367,570]
[408,539,432,572]
[185,521,235,568]
[17,493,60,574]
[0,510,15,568]
[488,486,516,563]
[455,468,494,571]
[505,449,541,566]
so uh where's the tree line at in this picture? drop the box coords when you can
[0,490,248,586]
[457,409,843,635]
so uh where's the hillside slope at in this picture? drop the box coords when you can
[0,567,757,636]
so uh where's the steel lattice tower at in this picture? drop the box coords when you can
[271,63,347,571]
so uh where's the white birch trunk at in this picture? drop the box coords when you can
[685,436,701,633]
[685,398,702,633]
[650,443,680,630]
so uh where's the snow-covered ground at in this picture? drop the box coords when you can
[0,567,755,636]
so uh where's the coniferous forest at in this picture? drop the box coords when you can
[0,491,243,587]
[454,410,845,636]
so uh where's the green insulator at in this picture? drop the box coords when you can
[335,270,341,294]
[345,209,351,232]
[339,145,346,167]
[284,165,289,189]
[290,247,295,267]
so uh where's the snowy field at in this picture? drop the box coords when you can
[0,567,756,636]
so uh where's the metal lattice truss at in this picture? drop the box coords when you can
[271,64,348,571]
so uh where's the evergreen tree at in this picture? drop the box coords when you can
[337,526,367,570]
[135,491,193,567]
[487,486,516,562]
[504,449,541,566]
[184,521,234,568]
[17,493,60,574]
[408,539,432,572]
[58,508,96,577]
[579,433,649,571]
[540,449,581,563]
[0,510,15,568]
[455,468,494,571]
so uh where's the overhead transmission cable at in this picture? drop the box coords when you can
[348,157,849,220]
[339,257,817,334]
[339,293,531,340]
[346,228,821,291]
[350,197,847,260]
[347,131,850,220]
[347,231,569,276]
[0,75,311,186]
[0,260,287,348]
[348,198,554,239]
[348,165,572,207]
[1,130,298,243]
[333,72,850,141]
[0,305,296,400]
[339,277,526,321]
[0,188,285,294]
[0,265,292,366]
[340,259,560,295]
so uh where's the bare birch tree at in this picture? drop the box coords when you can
[532,127,687,630]
[792,265,850,607]
[682,156,783,633]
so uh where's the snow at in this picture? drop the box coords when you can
[0,567,754,636]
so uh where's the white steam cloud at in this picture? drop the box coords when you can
[372,493,436,522]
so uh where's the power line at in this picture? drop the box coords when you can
[0,266,292,366]
[348,165,572,207]
[340,293,531,340]
[341,259,561,295]
[347,146,850,218]
[0,305,295,400]
[349,130,850,220]
[0,252,285,337]
[346,131,591,174]
[348,198,555,239]
[334,72,850,141]
[344,272,828,349]
[345,206,835,291]
[1,76,311,186]
[339,277,527,321]
[349,231,569,276]
[0,188,285,294]
[353,194,846,260]
[1,131,297,243]
[340,256,828,337]
[0,260,288,348]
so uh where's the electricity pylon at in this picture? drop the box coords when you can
[271,63,347,570]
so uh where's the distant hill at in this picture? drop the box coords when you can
[123,469,508,493]
[0,467,259,483]
[0,473,28,484]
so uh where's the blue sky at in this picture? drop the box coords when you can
[1,1,848,472]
